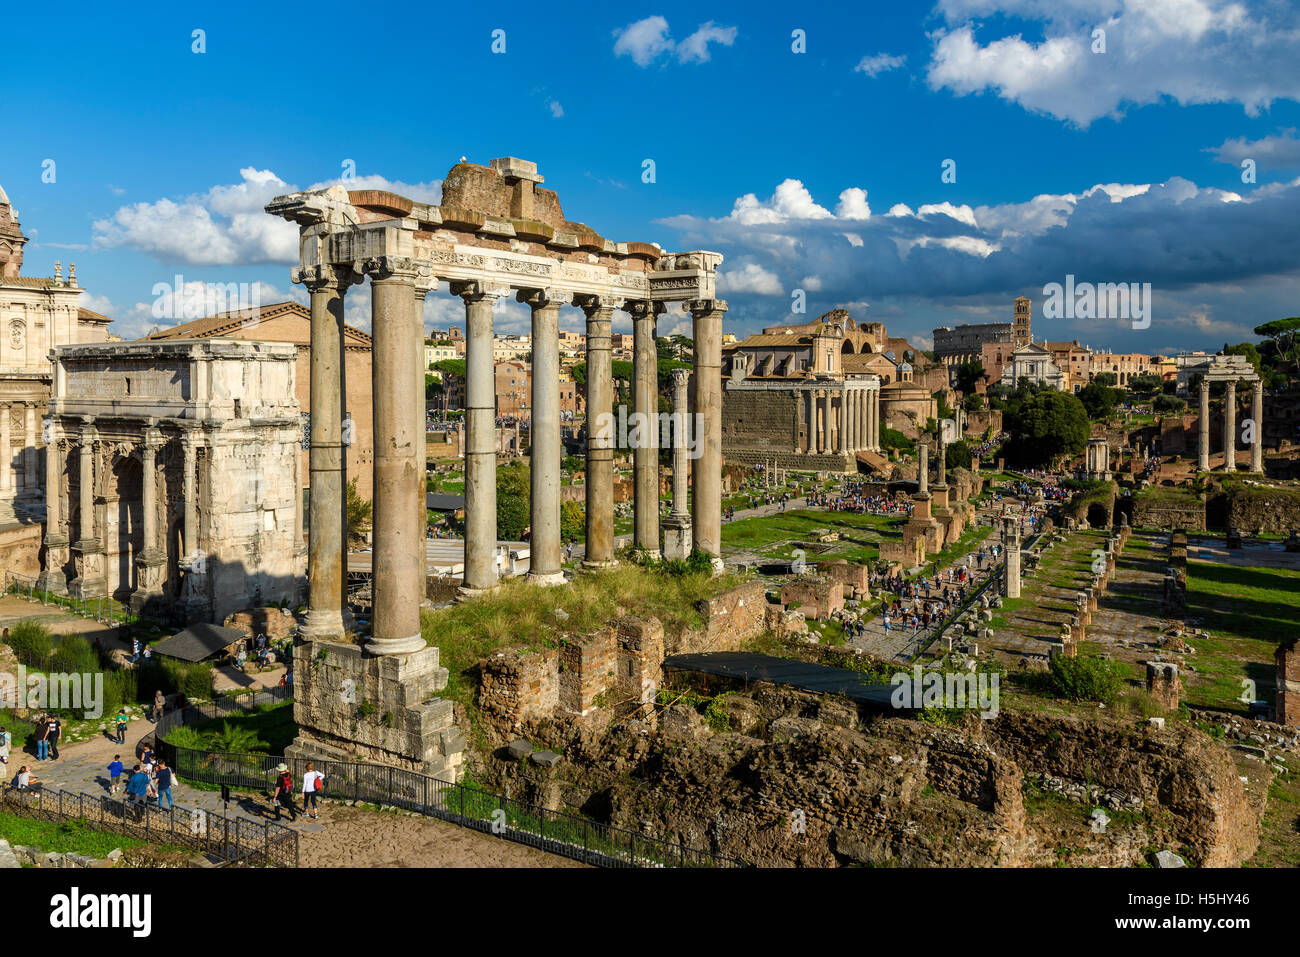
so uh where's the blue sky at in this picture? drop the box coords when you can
[4,0,1300,354]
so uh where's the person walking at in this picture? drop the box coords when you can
[125,764,153,808]
[107,754,124,795]
[115,707,128,745]
[34,717,49,762]
[153,689,166,723]
[271,762,297,822]
[154,759,174,810]
[48,716,61,761]
[301,762,324,820]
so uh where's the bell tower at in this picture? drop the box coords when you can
[0,183,28,280]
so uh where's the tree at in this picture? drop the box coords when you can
[560,500,584,542]
[496,466,530,541]
[1004,390,1089,467]
[954,360,985,395]
[1092,372,1117,387]
[346,479,371,546]
[962,392,983,413]
[1153,394,1185,413]
[1254,317,1300,375]
[1077,382,1121,420]
[946,438,973,468]
[1125,373,1162,396]
[433,358,466,379]
[1223,342,1263,378]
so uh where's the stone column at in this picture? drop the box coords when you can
[23,404,37,492]
[520,289,565,585]
[630,300,662,558]
[937,436,947,487]
[580,297,619,567]
[181,433,198,557]
[858,389,869,450]
[689,299,726,570]
[458,283,503,595]
[663,368,694,560]
[37,417,69,595]
[297,265,351,640]
[0,404,9,494]
[1251,380,1264,473]
[1003,515,1021,598]
[366,256,429,654]
[1223,380,1237,472]
[918,441,929,495]
[796,390,808,453]
[1198,378,1210,471]
[70,421,105,596]
[842,384,852,452]
[131,426,167,610]
[873,388,881,450]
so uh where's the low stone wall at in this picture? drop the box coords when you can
[779,577,845,621]
[0,523,41,580]
[223,606,297,639]
[1225,484,1300,535]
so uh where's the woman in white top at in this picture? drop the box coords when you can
[301,762,325,820]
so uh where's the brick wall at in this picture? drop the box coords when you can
[559,628,618,716]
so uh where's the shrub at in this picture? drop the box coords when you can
[1047,655,1126,704]
[181,663,215,701]
[5,619,53,664]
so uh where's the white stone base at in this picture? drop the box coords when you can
[662,516,693,560]
[526,571,567,587]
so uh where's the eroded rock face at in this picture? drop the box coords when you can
[480,685,1264,867]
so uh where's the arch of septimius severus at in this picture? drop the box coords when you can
[267,157,725,657]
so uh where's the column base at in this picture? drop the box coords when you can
[302,609,346,641]
[457,583,500,602]
[365,633,427,656]
[582,559,619,571]
[526,571,567,587]
[662,515,693,561]
[35,571,68,596]
[633,549,662,563]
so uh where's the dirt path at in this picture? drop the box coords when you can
[296,804,587,868]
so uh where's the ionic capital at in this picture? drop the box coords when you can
[450,281,510,304]
[292,263,359,292]
[516,288,570,310]
[687,298,728,317]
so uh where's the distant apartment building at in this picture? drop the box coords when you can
[611,332,634,361]
[495,360,530,416]
[425,339,459,368]
[557,330,586,357]
[493,334,530,362]
[1089,351,1157,387]
[1044,340,1092,392]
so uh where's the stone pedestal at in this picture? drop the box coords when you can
[130,546,168,615]
[37,532,70,596]
[662,514,693,561]
[286,639,465,783]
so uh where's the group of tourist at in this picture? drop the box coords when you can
[109,744,175,810]
[270,761,325,822]
[806,483,914,517]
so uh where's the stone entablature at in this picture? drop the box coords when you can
[40,339,303,623]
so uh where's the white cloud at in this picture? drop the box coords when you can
[92,168,442,266]
[835,187,872,220]
[1208,128,1300,169]
[717,263,784,295]
[548,99,565,118]
[854,52,907,77]
[613,16,737,66]
[926,0,1300,127]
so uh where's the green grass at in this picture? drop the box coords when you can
[420,564,745,710]
[0,812,146,858]
[1186,561,1300,644]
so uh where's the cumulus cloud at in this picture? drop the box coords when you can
[1207,128,1300,169]
[613,16,737,66]
[718,263,784,295]
[925,0,1300,127]
[854,52,907,76]
[657,170,1300,347]
[548,99,565,118]
[93,168,442,267]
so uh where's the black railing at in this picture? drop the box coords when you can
[0,783,297,867]
[151,695,743,869]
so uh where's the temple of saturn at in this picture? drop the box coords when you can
[267,157,725,776]
[1190,355,1265,473]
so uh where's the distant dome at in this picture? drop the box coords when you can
[898,360,912,372]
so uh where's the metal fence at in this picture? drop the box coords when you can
[151,694,743,869]
[3,571,136,626]
[0,783,298,867]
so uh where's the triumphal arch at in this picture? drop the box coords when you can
[267,156,725,661]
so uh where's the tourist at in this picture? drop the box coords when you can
[154,759,174,810]
[34,716,49,761]
[153,689,166,723]
[131,636,141,662]
[142,644,152,663]
[115,707,129,745]
[272,762,297,822]
[235,645,248,673]
[140,744,155,779]
[0,725,8,776]
[47,715,61,761]
[107,754,124,795]
[125,764,153,807]
[301,762,325,820]
[14,764,39,791]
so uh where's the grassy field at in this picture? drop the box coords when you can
[0,812,147,858]
[721,508,901,561]
[1179,560,1300,712]
[161,701,297,755]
